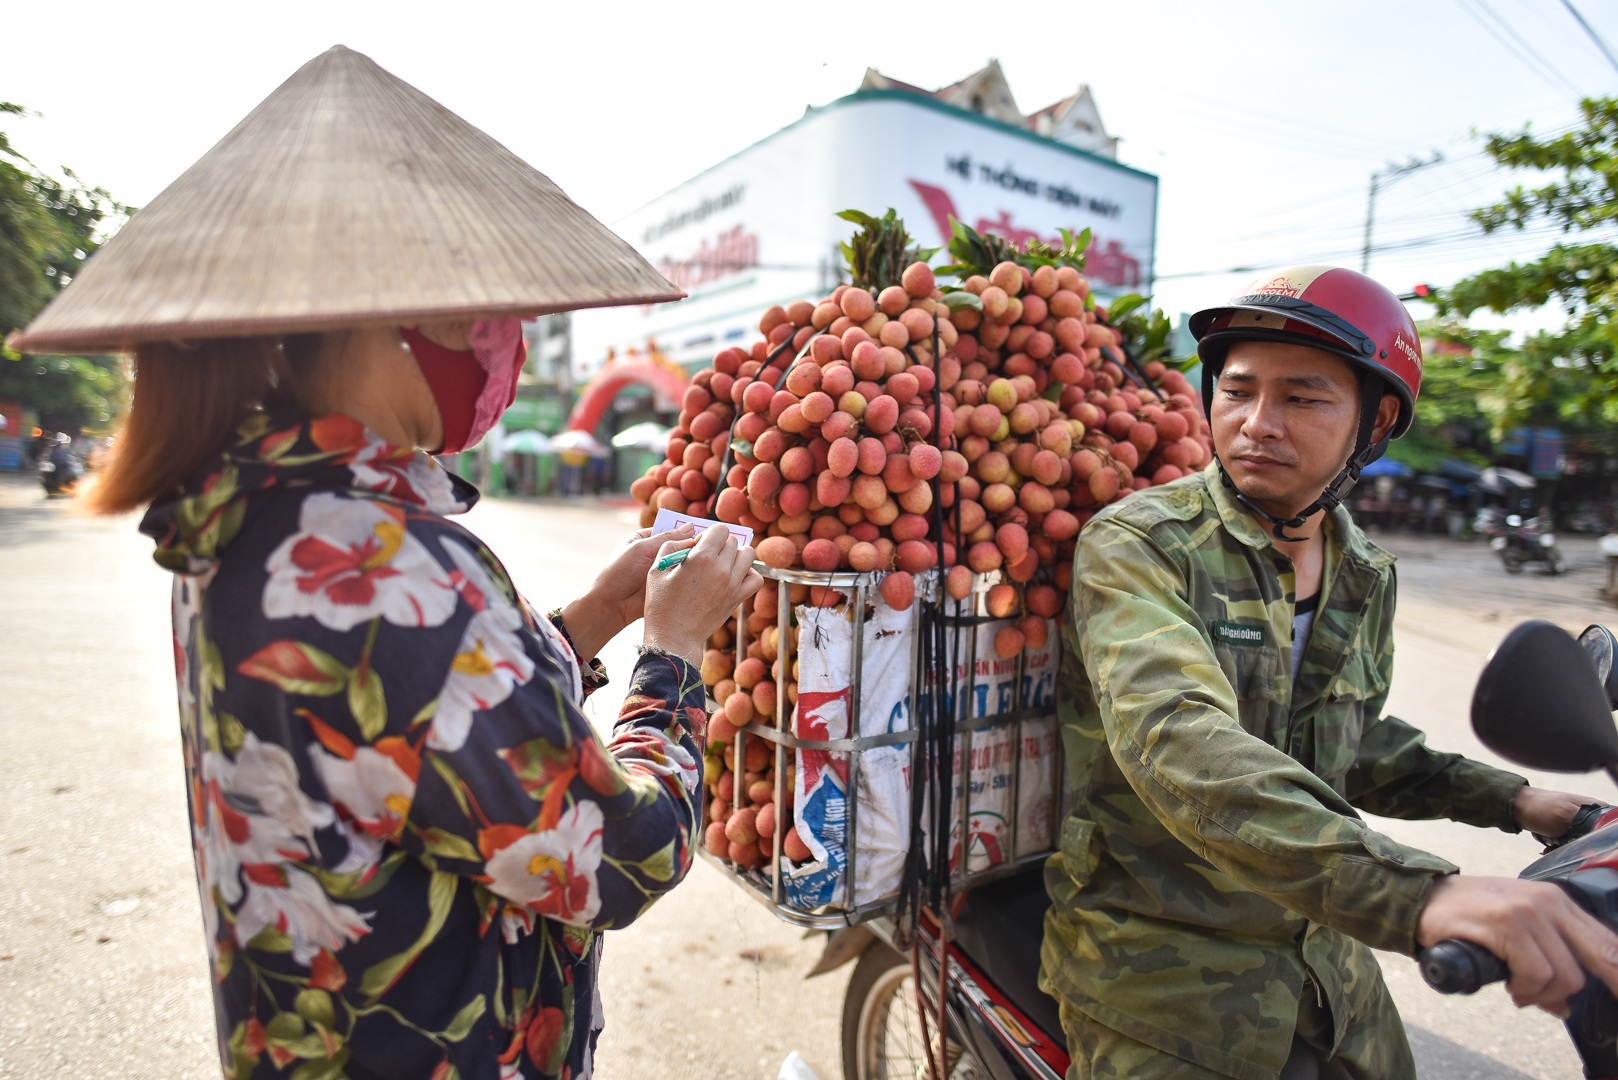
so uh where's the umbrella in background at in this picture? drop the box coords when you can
[1439,458,1484,482]
[610,421,672,451]
[1359,457,1412,478]
[501,429,553,455]
[551,429,611,457]
[1479,466,1538,493]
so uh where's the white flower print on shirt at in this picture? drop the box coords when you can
[427,539,536,751]
[263,493,458,632]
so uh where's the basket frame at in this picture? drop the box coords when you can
[705,563,1059,928]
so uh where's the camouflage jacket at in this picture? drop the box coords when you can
[1039,465,1526,1080]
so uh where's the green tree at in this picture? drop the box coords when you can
[0,102,129,431]
[0,353,124,430]
[1386,325,1505,473]
[1436,97,1618,432]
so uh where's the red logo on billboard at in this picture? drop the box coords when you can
[658,224,758,291]
[908,180,1142,289]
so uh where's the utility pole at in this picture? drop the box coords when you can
[1361,152,1444,274]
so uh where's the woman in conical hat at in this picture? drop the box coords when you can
[11,46,761,1079]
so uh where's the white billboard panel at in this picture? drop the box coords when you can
[571,90,1157,375]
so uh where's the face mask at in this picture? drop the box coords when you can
[400,319,526,454]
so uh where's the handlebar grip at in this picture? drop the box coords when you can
[1420,939,1509,995]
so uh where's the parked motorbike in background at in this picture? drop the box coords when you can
[805,620,1618,1080]
[1490,513,1564,574]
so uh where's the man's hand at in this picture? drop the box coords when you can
[1417,875,1618,1015]
[559,523,694,662]
[1513,785,1601,842]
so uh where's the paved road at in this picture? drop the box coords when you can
[1,469,1614,1079]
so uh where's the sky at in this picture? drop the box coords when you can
[6,0,1617,339]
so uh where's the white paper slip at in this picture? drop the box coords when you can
[652,508,754,549]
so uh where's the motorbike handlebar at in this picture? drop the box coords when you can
[1419,938,1509,995]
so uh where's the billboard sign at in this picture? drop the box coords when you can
[571,90,1158,374]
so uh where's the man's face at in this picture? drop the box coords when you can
[1209,340,1366,521]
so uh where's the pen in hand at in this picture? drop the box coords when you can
[653,548,693,572]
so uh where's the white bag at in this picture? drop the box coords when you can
[931,615,1063,874]
[783,588,913,909]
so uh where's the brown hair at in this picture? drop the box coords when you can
[84,335,318,515]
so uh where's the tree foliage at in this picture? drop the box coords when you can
[1384,326,1504,472]
[1436,97,1618,432]
[0,102,130,430]
[0,352,125,430]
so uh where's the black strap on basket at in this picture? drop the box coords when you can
[1099,332,1165,402]
[708,330,826,511]
[897,312,959,940]
[896,312,961,1080]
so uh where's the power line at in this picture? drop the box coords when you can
[1148,87,1403,157]
[1156,219,1597,283]
[1181,114,1596,261]
[1558,0,1618,77]
[1455,0,1586,100]
[1476,0,1587,96]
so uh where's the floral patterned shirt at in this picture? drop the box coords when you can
[140,410,708,1079]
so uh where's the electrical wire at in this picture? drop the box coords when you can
[1557,0,1618,77]
[1174,113,1594,261]
[1477,0,1588,96]
[1455,0,1586,100]
[1156,219,1597,282]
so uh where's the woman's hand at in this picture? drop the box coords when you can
[559,523,694,661]
[641,524,762,665]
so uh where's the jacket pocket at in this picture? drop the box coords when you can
[1058,815,1101,885]
[1213,641,1282,740]
[1310,655,1385,781]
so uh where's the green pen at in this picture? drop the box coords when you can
[653,548,693,572]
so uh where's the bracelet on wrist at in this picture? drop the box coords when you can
[547,607,609,694]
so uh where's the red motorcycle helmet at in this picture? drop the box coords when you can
[1190,265,1422,439]
[1189,266,1425,537]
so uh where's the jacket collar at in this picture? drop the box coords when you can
[1200,463,1394,571]
[140,407,477,575]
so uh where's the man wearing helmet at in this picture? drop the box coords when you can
[1039,266,1618,1079]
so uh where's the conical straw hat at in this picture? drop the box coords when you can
[8,45,682,355]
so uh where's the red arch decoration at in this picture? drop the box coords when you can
[566,358,690,434]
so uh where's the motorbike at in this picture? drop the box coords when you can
[804,619,1618,1080]
[39,447,81,498]
[1490,513,1564,575]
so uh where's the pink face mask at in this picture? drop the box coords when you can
[401,318,526,454]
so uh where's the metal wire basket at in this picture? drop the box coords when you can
[698,563,1063,929]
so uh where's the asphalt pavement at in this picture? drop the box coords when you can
[1,468,1614,1079]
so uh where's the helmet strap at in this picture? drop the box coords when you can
[1214,459,1319,541]
[1214,372,1388,543]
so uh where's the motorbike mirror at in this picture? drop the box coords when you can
[1471,620,1618,775]
[1579,625,1618,710]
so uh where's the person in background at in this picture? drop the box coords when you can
[1040,265,1618,1079]
[9,46,759,1079]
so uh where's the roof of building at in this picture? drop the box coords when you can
[858,61,1118,158]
